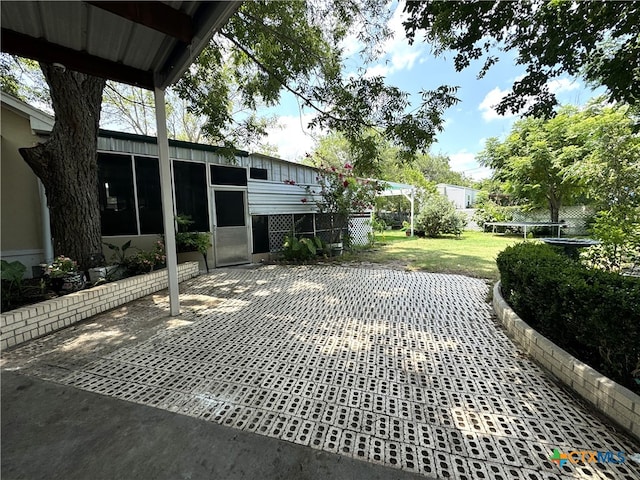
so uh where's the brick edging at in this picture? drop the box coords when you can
[493,282,640,441]
[1,262,200,350]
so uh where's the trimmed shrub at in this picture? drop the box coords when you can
[497,242,640,391]
[415,195,467,237]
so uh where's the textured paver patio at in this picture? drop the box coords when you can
[2,265,639,479]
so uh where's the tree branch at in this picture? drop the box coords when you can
[220,31,345,125]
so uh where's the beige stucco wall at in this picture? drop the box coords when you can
[0,107,44,254]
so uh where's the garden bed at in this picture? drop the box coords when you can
[493,281,640,441]
[0,262,199,350]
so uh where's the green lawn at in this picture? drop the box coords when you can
[349,230,524,281]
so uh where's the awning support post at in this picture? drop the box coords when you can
[154,87,180,315]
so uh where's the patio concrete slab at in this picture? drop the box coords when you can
[2,370,424,480]
[2,265,640,479]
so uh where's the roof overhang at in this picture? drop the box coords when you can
[0,1,241,89]
[377,181,416,198]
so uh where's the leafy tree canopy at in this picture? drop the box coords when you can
[479,107,587,221]
[174,0,459,174]
[403,0,640,118]
[479,99,639,221]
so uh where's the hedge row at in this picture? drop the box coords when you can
[496,243,640,392]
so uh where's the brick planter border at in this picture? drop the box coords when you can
[1,262,199,350]
[493,281,640,441]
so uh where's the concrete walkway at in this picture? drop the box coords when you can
[2,265,639,479]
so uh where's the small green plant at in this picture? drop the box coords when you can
[415,195,467,237]
[48,255,78,278]
[175,214,212,271]
[124,239,166,275]
[104,240,133,265]
[1,260,27,309]
[369,216,387,243]
[282,235,325,261]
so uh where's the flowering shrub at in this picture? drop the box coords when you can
[124,240,166,274]
[294,163,382,244]
[48,256,78,278]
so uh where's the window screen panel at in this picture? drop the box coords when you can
[252,215,270,253]
[173,160,209,232]
[98,153,137,235]
[134,156,163,234]
[249,167,268,180]
[210,165,247,186]
[215,190,245,227]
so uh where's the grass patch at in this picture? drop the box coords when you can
[348,230,524,280]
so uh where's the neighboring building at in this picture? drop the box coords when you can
[1,94,372,275]
[436,183,480,209]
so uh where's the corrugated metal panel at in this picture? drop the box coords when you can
[247,180,319,216]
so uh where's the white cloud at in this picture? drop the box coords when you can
[449,151,476,171]
[479,77,580,122]
[262,114,321,162]
[363,5,425,78]
[478,87,515,122]
[548,77,580,94]
[449,151,492,180]
[364,63,391,79]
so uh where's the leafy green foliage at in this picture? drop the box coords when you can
[584,207,640,273]
[415,194,467,237]
[103,240,133,265]
[472,200,516,229]
[479,106,591,222]
[303,162,382,243]
[1,260,27,309]
[497,243,640,391]
[123,240,166,275]
[282,235,325,261]
[0,260,26,284]
[175,214,212,256]
[174,0,459,172]
[47,255,78,278]
[563,101,640,212]
[403,1,640,117]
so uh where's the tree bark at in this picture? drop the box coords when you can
[19,64,106,271]
[548,193,561,223]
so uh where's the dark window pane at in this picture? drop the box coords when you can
[250,167,268,180]
[98,153,137,235]
[210,165,247,186]
[173,160,209,232]
[294,214,314,234]
[215,190,245,227]
[252,215,270,253]
[135,157,163,234]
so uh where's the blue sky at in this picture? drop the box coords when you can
[262,4,602,180]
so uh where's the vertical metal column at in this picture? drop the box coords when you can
[38,180,53,263]
[154,87,180,315]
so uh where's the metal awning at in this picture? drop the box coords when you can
[377,181,417,236]
[1,0,242,316]
[1,1,240,89]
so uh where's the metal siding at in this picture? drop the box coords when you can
[247,180,318,216]
[86,8,134,63]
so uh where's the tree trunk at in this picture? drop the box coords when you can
[548,194,561,223]
[18,64,106,271]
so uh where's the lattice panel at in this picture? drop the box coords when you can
[268,214,294,252]
[349,214,372,247]
[512,205,594,235]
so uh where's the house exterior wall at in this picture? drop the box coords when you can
[436,184,479,209]
[0,107,45,272]
[1,98,372,273]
